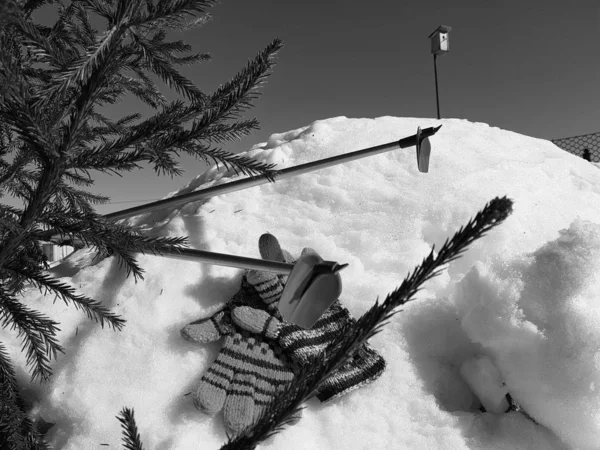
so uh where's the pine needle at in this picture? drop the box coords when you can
[117,408,145,450]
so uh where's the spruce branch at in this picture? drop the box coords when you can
[123,38,283,180]
[50,2,83,51]
[148,37,283,143]
[130,31,205,101]
[68,145,146,175]
[0,340,51,450]
[142,27,211,65]
[207,38,283,120]
[51,183,110,215]
[0,341,20,401]
[125,69,169,108]
[222,196,514,449]
[12,14,67,69]
[0,147,36,188]
[4,267,127,332]
[35,209,190,280]
[0,144,41,202]
[88,110,142,133]
[57,42,126,157]
[150,13,213,33]
[99,230,190,281]
[34,206,99,247]
[50,23,121,98]
[0,52,57,164]
[0,204,25,235]
[192,147,280,182]
[132,0,218,30]
[72,1,96,45]
[83,99,190,159]
[200,121,262,144]
[0,220,22,240]
[62,168,94,187]
[78,0,115,24]
[170,51,211,66]
[0,44,23,101]
[143,143,184,178]
[70,37,283,181]
[114,113,143,129]
[2,98,55,165]
[0,289,64,382]
[117,407,146,450]
[1,177,36,205]
[55,183,110,206]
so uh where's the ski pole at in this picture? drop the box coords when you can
[165,241,349,330]
[103,125,441,222]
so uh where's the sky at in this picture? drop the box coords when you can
[6,1,600,216]
[7,115,600,449]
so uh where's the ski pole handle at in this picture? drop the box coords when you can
[398,125,442,148]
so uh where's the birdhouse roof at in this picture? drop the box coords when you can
[428,25,452,38]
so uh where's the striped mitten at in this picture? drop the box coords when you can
[232,233,386,403]
[181,283,299,435]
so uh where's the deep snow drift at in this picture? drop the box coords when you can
[4,116,600,449]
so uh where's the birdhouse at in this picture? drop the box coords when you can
[428,25,452,55]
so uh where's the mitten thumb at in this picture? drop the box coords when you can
[232,306,281,340]
[181,310,233,343]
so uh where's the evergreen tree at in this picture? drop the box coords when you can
[0,2,516,449]
[0,0,282,447]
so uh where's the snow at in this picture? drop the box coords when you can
[459,356,509,414]
[5,116,600,449]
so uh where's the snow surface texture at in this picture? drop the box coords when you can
[5,116,600,449]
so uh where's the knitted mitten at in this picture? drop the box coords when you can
[181,279,300,435]
[232,233,386,403]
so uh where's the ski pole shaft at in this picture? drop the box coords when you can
[159,247,293,274]
[103,125,442,222]
[41,241,294,274]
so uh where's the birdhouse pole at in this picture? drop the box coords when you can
[433,53,441,120]
[428,25,452,119]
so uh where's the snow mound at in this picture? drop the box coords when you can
[453,218,600,449]
[5,116,600,449]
